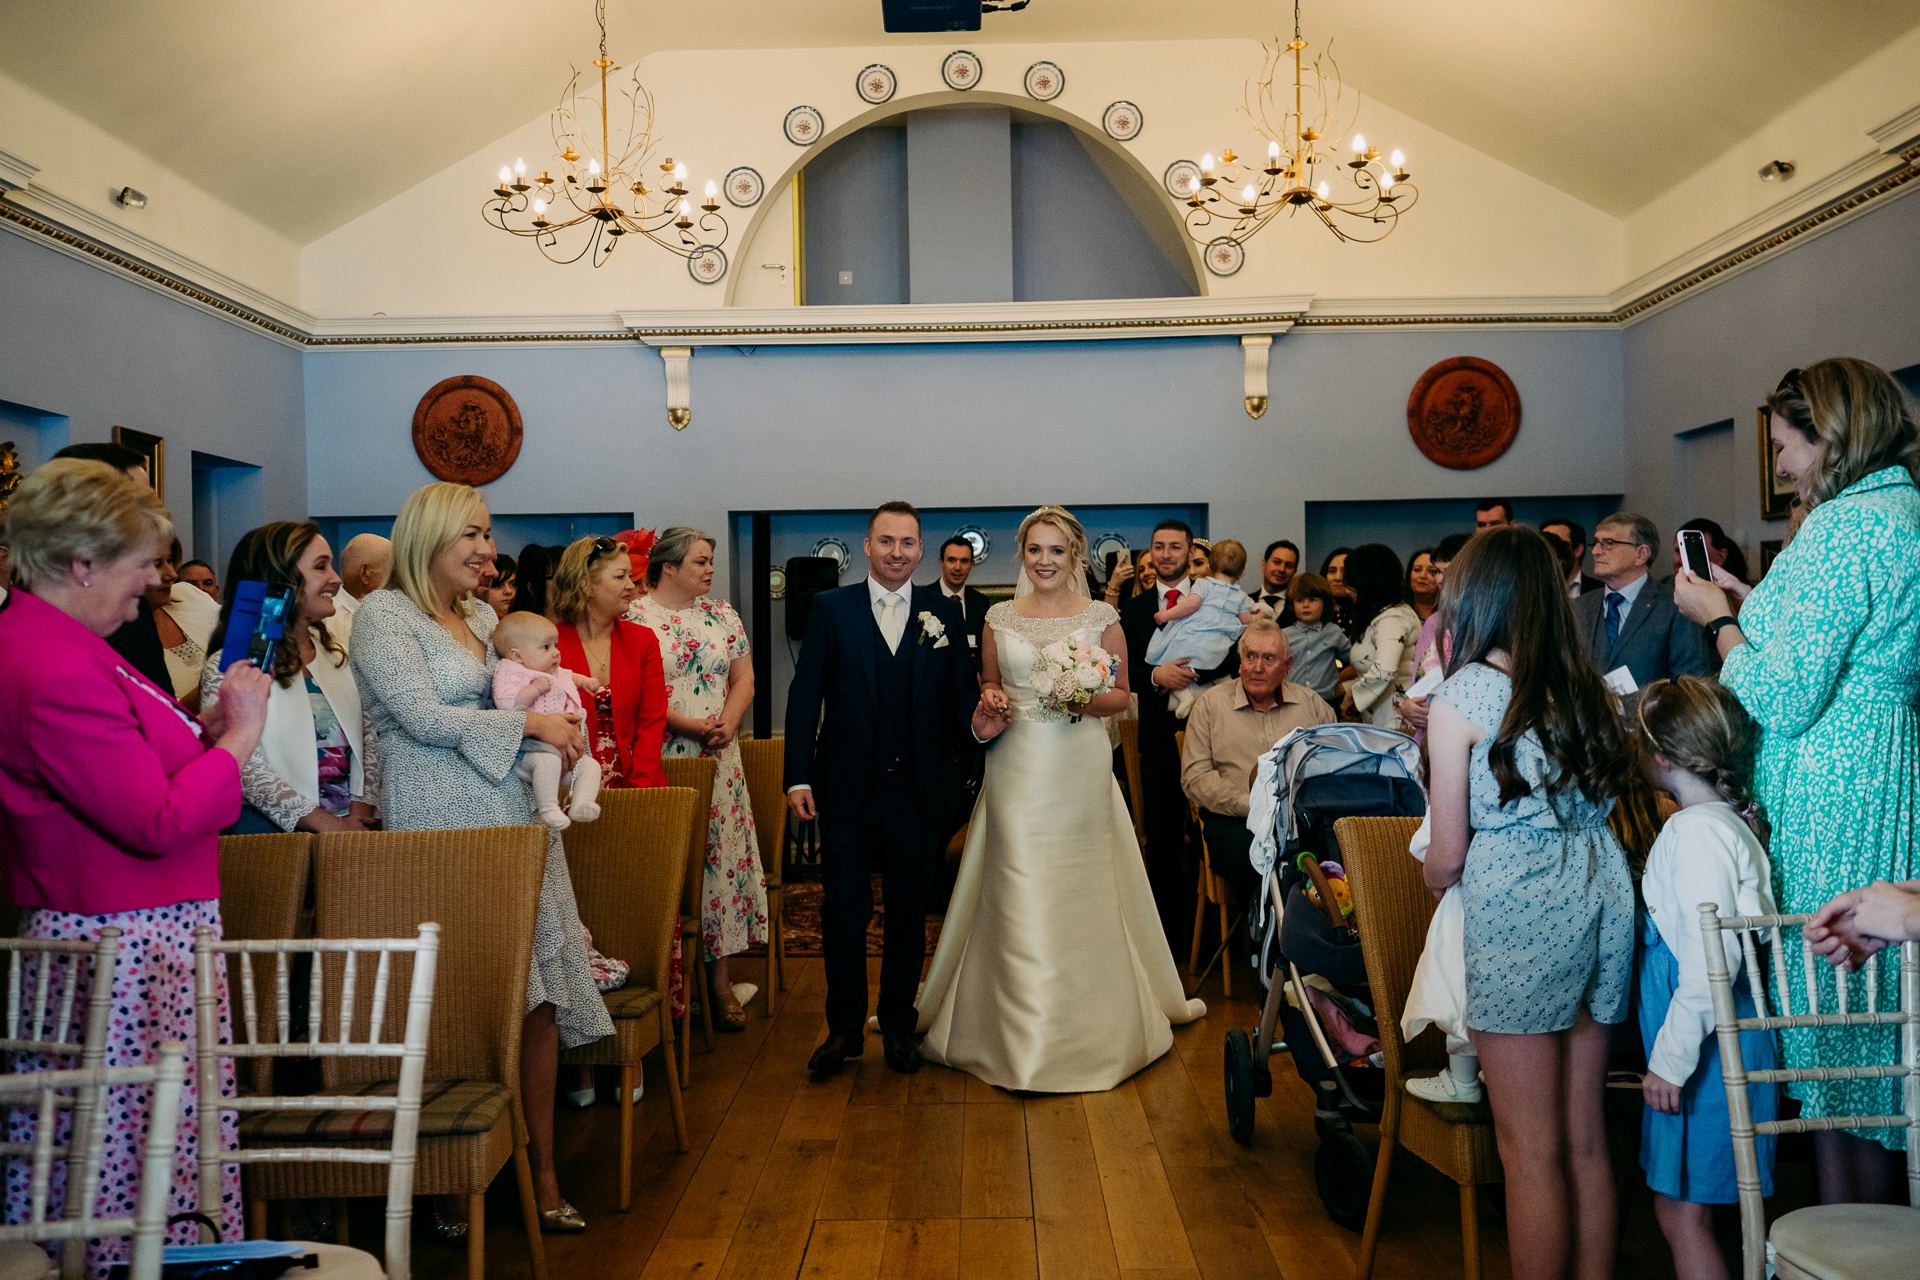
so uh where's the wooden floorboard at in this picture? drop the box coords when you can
[384,953,1807,1279]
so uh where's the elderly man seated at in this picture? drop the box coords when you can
[1179,618,1336,903]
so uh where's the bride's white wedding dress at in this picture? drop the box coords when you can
[914,598,1206,1093]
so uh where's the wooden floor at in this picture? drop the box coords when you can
[381,956,1785,1279]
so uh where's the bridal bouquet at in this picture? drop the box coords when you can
[1031,638,1118,722]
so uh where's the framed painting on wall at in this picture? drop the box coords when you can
[112,426,164,494]
[1758,407,1795,521]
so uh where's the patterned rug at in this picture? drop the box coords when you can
[737,875,943,958]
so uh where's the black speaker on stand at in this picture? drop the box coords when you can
[785,557,841,640]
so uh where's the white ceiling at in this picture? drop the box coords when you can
[2,0,1917,243]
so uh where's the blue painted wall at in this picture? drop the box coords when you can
[803,125,910,305]
[1011,120,1197,302]
[0,229,307,558]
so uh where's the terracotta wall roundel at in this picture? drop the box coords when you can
[1406,357,1521,471]
[412,375,523,486]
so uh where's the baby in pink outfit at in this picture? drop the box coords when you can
[491,611,603,830]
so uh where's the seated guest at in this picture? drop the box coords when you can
[1254,540,1299,625]
[549,536,667,790]
[1573,512,1713,694]
[0,458,271,1268]
[1343,544,1419,731]
[1179,620,1336,903]
[1406,547,1439,622]
[179,559,220,601]
[936,535,992,669]
[1541,517,1602,596]
[202,522,379,835]
[350,481,611,1230]
[1281,573,1350,707]
[1473,498,1514,531]
[334,532,391,622]
[481,552,518,617]
[633,527,768,1031]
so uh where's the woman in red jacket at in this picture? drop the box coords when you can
[547,536,668,789]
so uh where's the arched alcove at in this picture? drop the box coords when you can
[723,90,1205,306]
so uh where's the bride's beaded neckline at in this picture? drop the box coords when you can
[986,599,1117,648]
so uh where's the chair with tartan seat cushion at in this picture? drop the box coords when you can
[559,786,697,1210]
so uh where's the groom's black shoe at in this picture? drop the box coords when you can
[808,1033,863,1079]
[883,1034,923,1075]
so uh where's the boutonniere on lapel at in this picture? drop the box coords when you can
[917,611,949,648]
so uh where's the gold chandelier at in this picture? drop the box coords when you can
[482,0,726,268]
[1182,0,1418,251]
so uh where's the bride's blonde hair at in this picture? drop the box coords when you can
[1016,505,1089,577]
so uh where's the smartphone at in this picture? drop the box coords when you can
[1677,529,1713,581]
[217,580,296,673]
[1103,551,1122,580]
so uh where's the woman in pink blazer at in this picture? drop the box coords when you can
[0,459,269,1272]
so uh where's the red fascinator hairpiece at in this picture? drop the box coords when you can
[615,529,657,583]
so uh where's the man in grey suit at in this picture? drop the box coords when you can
[1572,512,1714,692]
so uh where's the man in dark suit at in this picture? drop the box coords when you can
[935,536,993,672]
[1120,519,1240,950]
[785,502,992,1078]
[1542,517,1605,598]
[1254,539,1299,626]
[1573,511,1714,694]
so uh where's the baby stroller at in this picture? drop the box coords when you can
[1223,723,1425,1230]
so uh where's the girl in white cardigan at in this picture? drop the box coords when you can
[1635,676,1778,1280]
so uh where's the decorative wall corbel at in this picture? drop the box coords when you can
[1241,335,1272,419]
[660,346,692,429]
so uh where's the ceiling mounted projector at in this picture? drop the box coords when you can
[881,0,1026,33]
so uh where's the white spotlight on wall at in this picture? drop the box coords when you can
[114,186,147,208]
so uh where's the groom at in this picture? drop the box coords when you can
[785,501,996,1078]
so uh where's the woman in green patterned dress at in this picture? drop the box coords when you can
[1675,357,1920,1204]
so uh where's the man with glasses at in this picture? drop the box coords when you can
[1572,512,1713,697]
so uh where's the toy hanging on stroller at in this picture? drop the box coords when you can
[1223,723,1425,1230]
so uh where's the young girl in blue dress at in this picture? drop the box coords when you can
[1635,676,1779,1280]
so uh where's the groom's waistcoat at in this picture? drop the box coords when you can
[870,610,917,779]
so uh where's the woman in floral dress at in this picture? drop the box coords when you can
[631,527,768,1031]
[1676,357,1920,1205]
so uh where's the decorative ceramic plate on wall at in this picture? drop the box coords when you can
[953,526,990,565]
[724,166,764,207]
[942,50,983,90]
[1203,236,1245,277]
[768,566,788,599]
[412,375,523,486]
[1091,532,1131,567]
[856,63,897,104]
[1102,100,1144,141]
[1024,61,1065,100]
[1406,357,1523,470]
[784,105,825,146]
[812,537,851,574]
[1163,159,1202,199]
[687,245,728,284]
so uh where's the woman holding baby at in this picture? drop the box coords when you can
[349,482,611,1233]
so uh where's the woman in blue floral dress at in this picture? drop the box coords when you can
[631,527,768,1031]
[1677,357,1920,1204]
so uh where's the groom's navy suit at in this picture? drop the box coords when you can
[784,580,980,1039]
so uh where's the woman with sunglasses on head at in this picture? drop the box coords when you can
[632,527,768,1033]
[548,536,668,794]
[1674,358,1920,1206]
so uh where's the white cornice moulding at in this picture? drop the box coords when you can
[1870,102,1920,154]
[617,295,1314,346]
[7,183,309,332]
[306,313,630,339]
[0,147,38,192]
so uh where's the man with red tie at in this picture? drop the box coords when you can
[1119,519,1240,950]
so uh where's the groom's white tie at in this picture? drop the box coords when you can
[877,592,906,654]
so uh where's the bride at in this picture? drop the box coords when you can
[914,505,1205,1093]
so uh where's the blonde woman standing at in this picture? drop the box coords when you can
[348,483,611,1233]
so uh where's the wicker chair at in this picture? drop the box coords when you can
[0,931,123,1280]
[1174,730,1233,998]
[287,827,551,1280]
[218,832,314,1095]
[0,1044,188,1280]
[1118,717,1146,845]
[737,737,788,1001]
[661,756,718,1083]
[558,787,697,1209]
[1336,815,1501,1280]
[1702,908,1920,1280]
[196,924,441,1279]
